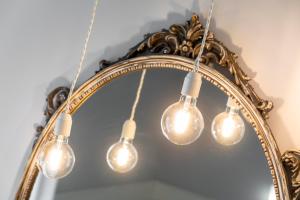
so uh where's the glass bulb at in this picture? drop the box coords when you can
[38,136,75,179]
[106,138,138,173]
[268,186,276,200]
[211,106,245,146]
[161,95,204,145]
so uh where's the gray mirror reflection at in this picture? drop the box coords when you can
[31,69,275,200]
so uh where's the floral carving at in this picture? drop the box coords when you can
[282,150,300,200]
[21,14,295,200]
[33,87,69,147]
[97,14,273,119]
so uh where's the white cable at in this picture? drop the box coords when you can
[129,69,147,121]
[194,0,215,72]
[66,0,100,113]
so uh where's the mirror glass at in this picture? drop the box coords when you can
[30,69,275,200]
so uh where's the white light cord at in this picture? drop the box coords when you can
[66,0,100,113]
[194,0,215,72]
[129,69,147,121]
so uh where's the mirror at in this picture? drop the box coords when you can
[30,69,275,200]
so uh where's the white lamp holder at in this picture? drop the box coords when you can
[227,98,240,110]
[181,71,202,98]
[121,119,136,140]
[54,113,72,138]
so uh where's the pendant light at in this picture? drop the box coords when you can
[107,70,147,173]
[38,0,100,179]
[211,97,245,146]
[161,0,214,145]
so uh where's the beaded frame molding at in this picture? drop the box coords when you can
[16,14,299,200]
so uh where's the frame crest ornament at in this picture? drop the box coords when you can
[282,151,300,200]
[16,14,298,200]
[97,14,273,119]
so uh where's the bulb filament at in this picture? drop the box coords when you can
[174,109,190,134]
[116,146,130,166]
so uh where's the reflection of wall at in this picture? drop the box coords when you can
[55,181,212,200]
[29,173,56,200]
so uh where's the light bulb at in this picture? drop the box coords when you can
[161,95,204,145]
[211,98,245,146]
[38,135,75,179]
[268,186,276,200]
[106,138,138,173]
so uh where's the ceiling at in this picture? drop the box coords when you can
[0,0,299,199]
[55,70,273,200]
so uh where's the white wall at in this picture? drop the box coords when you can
[0,0,299,199]
[55,181,211,200]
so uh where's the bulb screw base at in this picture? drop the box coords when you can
[181,72,202,98]
[54,113,72,137]
[121,119,136,140]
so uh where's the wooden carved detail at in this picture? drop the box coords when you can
[282,150,300,200]
[33,87,69,147]
[18,14,295,200]
[96,14,273,119]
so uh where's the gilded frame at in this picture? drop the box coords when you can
[16,55,287,199]
[15,14,299,200]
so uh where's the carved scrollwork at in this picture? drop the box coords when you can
[33,87,69,147]
[19,14,295,200]
[96,14,273,119]
[282,150,300,200]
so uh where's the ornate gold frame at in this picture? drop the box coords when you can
[15,15,299,200]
